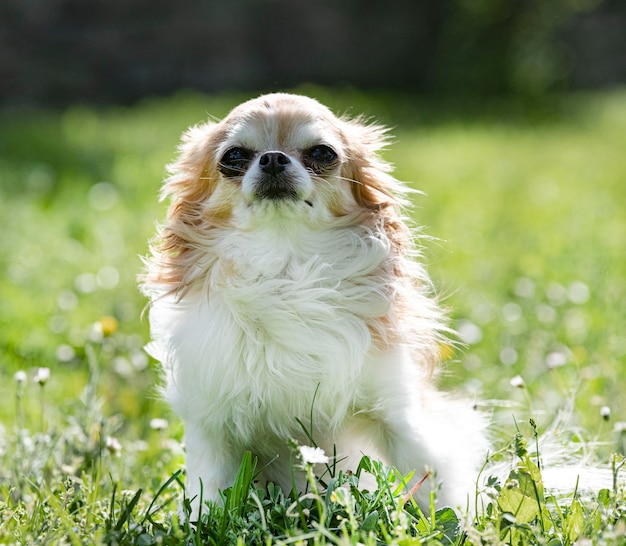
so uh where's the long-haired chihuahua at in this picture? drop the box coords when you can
[141,93,487,517]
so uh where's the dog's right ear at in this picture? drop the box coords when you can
[160,121,226,208]
[143,121,227,293]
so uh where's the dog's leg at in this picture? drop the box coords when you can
[183,422,241,520]
[378,399,486,512]
[361,350,487,512]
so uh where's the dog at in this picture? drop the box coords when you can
[140,93,488,517]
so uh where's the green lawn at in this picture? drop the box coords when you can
[1,89,625,543]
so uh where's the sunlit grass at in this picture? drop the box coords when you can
[388,94,626,435]
[0,89,625,543]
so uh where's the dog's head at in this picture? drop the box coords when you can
[151,93,411,286]
[163,93,407,224]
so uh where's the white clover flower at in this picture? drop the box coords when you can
[106,436,122,456]
[149,418,169,431]
[298,445,329,465]
[34,367,51,386]
[330,485,351,505]
[600,406,611,421]
[614,421,626,433]
[510,375,525,389]
[546,350,568,369]
[14,370,27,384]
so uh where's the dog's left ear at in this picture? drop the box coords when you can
[145,121,227,292]
[161,121,226,207]
[340,118,412,252]
[339,118,406,211]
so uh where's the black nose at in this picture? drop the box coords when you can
[259,151,291,176]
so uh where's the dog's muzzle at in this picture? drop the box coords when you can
[254,151,299,201]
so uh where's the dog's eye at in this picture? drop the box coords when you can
[303,145,338,174]
[219,147,253,177]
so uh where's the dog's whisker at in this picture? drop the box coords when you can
[335,175,364,187]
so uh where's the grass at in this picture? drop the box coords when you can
[1,88,626,543]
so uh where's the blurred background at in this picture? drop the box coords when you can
[2,0,626,107]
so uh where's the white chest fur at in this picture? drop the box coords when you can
[147,226,393,445]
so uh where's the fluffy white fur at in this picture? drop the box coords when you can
[141,93,488,516]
